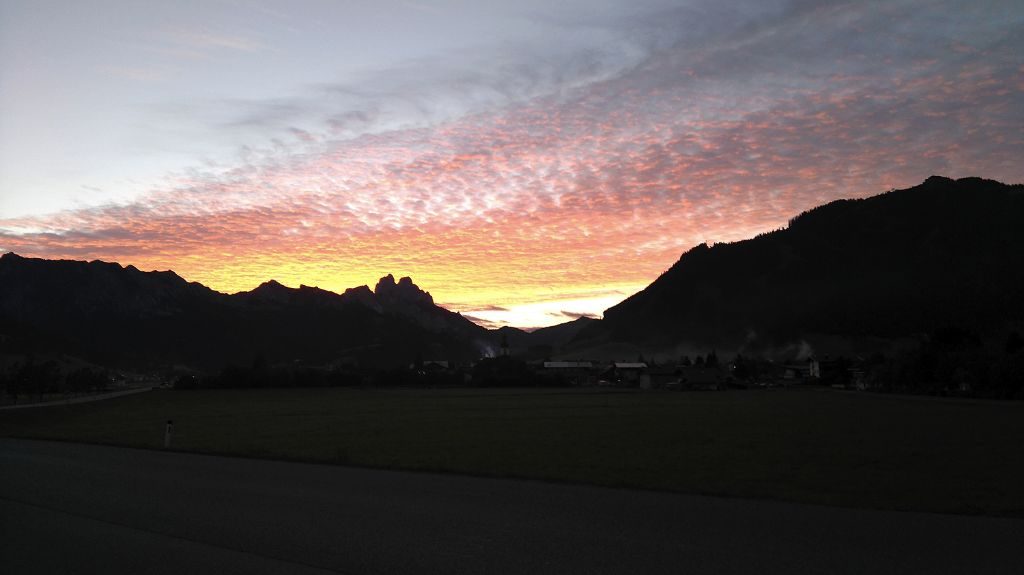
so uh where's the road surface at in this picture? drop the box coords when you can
[0,387,153,411]
[1,438,1021,574]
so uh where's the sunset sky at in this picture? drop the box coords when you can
[1,0,1022,328]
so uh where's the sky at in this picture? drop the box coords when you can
[1,0,1022,329]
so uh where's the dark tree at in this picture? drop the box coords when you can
[732,354,749,380]
[11,359,61,399]
[66,367,108,393]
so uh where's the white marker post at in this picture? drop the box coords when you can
[164,419,174,449]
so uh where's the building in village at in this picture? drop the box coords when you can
[542,361,595,386]
[601,362,651,388]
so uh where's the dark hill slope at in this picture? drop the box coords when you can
[595,176,1024,351]
[484,318,600,359]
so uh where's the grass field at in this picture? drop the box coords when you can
[2,387,1022,516]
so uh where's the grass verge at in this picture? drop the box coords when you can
[2,387,1022,516]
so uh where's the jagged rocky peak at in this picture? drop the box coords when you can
[374,274,396,291]
[374,273,434,305]
[344,284,373,296]
[341,284,381,310]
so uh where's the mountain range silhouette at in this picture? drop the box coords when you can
[0,254,488,369]
[1,176,1022,369]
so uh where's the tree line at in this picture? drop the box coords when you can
[1,359,111,403]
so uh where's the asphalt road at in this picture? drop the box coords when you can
[0,387,153,411]
[1,438,1022,574]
